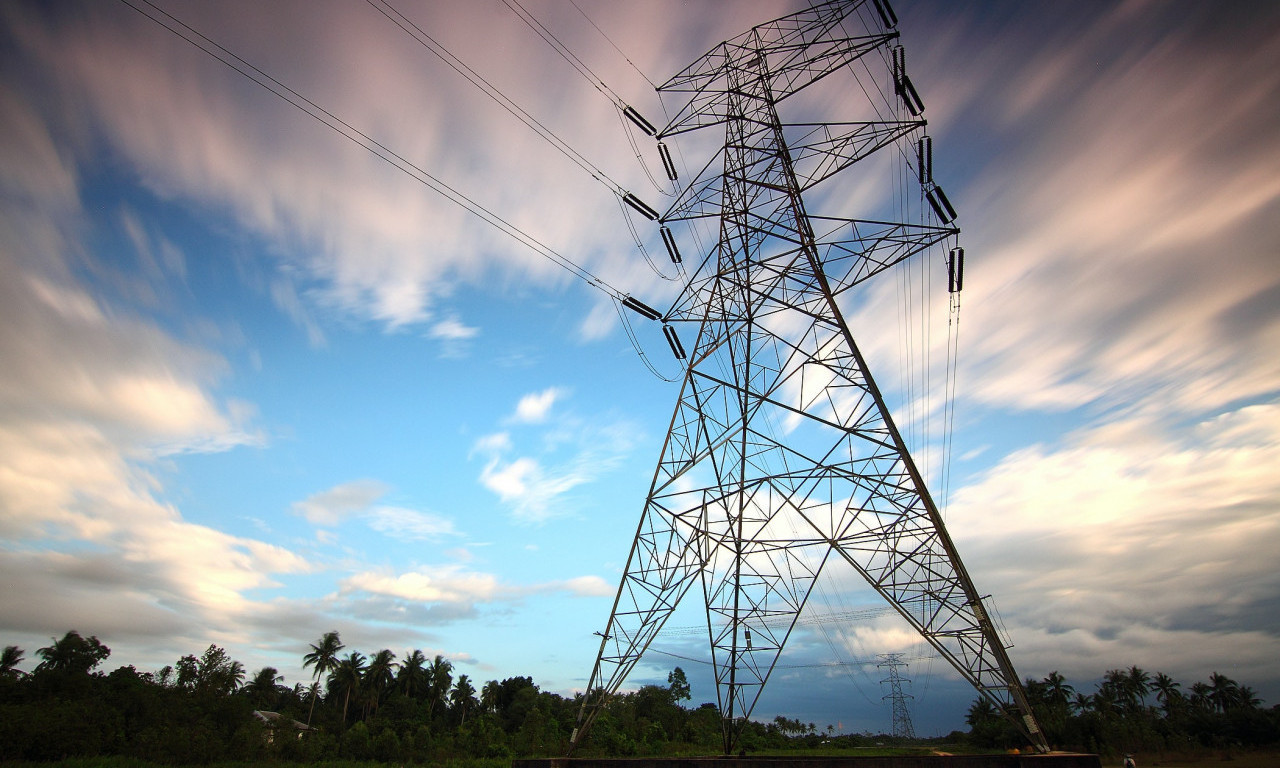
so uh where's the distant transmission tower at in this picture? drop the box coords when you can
[571,0,1046,755]
[878,653,916,740]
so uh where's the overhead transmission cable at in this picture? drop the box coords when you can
[116,0,654,311]
[569,0,659,90]
[368,0,680,278]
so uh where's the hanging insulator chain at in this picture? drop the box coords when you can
[622,295,663,321]
[658,142,678,181]
[892,45,924,115]
[926,186,957,224]
[623,104,657,136]
[917,135,933,185]
[872,0,898,29]
[660,226,682,264]
[662,324,686,360]
[948,247,965,293]
[623,192,660,220]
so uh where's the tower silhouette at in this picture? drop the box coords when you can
[879,653,916,740]
[572,0,1046,754]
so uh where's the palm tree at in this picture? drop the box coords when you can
[1,646,24,679]
[481,679,500,713]
[1151,672,1182,715]
[397,649,428,699]
[35,631,110,674]
[303,631,344,725]
[1234,684,1262,710]
[450,674,476,727]
[965,696,998,728]
[364,649,397,717]
[426,654,453,718]
[1208,672,1239,714]
[221,660,247,695]
[329,651,367,724]
[1125,665,1151,710]
[246,666,284,709]
[1043,671,1075,707]
[1189,681,1212,712]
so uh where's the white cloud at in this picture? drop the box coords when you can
[366,506,459,541]
[932,4,1280,416]
[429,316,479,341]
[511,387,566,424]
[291,480,388,527]
[343,565,502,604]
[946,400,1280,682]
[340,564,615,605]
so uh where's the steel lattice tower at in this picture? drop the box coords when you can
[879,653,916,740]
[571,0,1046,755]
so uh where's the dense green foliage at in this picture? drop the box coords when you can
[6,633,1277,763]
[967,666,1280,755]
[0,631,860,763]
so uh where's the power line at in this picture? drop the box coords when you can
[569,0,658,90]
[366,0,631,199]
[118,0,630,304]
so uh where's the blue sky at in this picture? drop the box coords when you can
[2,0,1279,737]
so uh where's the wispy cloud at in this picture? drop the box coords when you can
[291,480,389,527]
[366,506,459,542]
[340,564,613,605]
[474,391,642,524]
[948,401,1280,682]
[510,387,567,424]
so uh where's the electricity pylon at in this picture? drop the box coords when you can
[572,0,1046,755]
[879,653,916,740]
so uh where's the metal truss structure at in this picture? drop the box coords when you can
[571,0,1047,755]
[878,653,916,740]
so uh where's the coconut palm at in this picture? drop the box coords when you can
[1,646,24,679]
[397,649,428,699]
[35,631,110,674]
[450,674,476,726]
[329,651,367,725]
[1234,684,1262,710]
[1043,671,1075,711]
[246,666,284,709]
[1208,672,1239,714]
[1125,665,1151,709]
[1189,681,1212,712]
[426,654,453,718]
[481,679,500,713]
[364,649,397,717]
[303,631,344,725]
[1151,672,1182,715]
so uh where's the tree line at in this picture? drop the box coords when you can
[967,665,1280,755]
[0,629,842,763]
[5,632,1278,763]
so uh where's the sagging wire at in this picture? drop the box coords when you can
[615,297,681,383]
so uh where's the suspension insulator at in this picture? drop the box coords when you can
[872,0,898,29]
[663,324,687,360]
[892,46,905,84]
[622,192,660,220]
[898,75,924,115]
[948,247,965,293]
[926,185,957,223]
[660,226,682,264]
[622,295,662,321]
[917,135,933,185]
[658,142,678,181]
[622,105,656,136]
